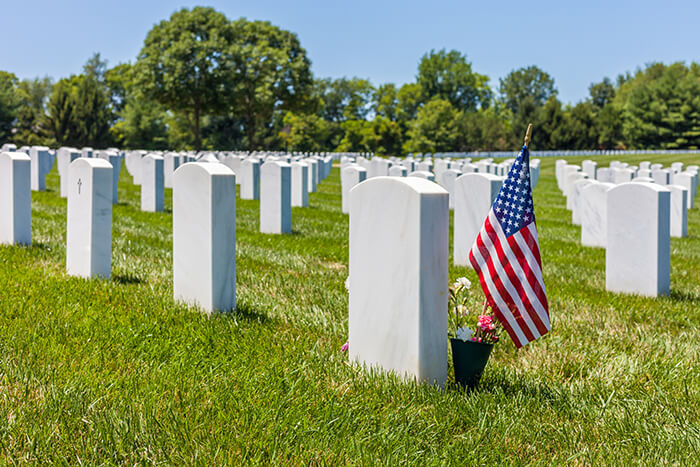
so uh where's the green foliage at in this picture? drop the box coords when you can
[13,76,52,146]
[135,7,234,150]
[44,73,112,148]
[372,83,398,121]
[227,19,313,151]
[617,62,700,149]
[280,111,330,152]
[0,71,20,143]
[417,49,491,111]
[499,65,557,115]
[404,98,462,153]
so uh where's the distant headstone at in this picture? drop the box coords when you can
[240,158,261,200]
[307,158,319,193]
[57,148,80,198]
[163,153,180,189]
[453,173,502,266]
[173,162,236,312]
[606,183,670,297]
[341,165,367,214]
[571,179,594,225]
[672,172,694,209]
[408,171,435,181]
[66,158,113,279]
[439,168,462,209]
[29,146,52,191]
[388,166,407,177]
[667,185,688,238]
[612,168,634,184]
[580,181,613,248]
[582,160,597,179]
[348,177,448,386]
[260,161,292,234]
[651,169,670,185]
[141,154,164,212]
[0,152,31,245]
[290,161,309,207]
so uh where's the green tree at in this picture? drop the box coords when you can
[14,76,52,145]
[280,111,331,152]
[499,66,557,115]
[227,19,313,151]
[404,98,462,153]
[589,77,615,109]
[417,49,491,111]
[44,72,112,147]
[136,7,234,150]
[459,107,510,151]
[372,83,398,121]
[0,71,20,143]
[314,77,373,122]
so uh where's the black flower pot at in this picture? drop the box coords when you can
[450,338,494,388]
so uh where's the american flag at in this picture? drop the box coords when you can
[468,145,550,348]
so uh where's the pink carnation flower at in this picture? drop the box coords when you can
[340,340,349,352]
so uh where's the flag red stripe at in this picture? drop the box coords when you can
[470,235,526,347]
[481,217,543,340]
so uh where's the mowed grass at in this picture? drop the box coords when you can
[0,153,698,464]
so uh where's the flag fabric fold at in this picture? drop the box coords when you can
[468,145,550,348]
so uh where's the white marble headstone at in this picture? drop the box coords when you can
[260,161,292,234]
[0,152,31,245]
[141,154,164,212]
[341,165,367,214]
[408,171,435,182]
[240,158,261,200]
[290,161,309,208]
[29,146,52,191]
[453,173,502,266]
[606,183,670,297]
[348,177,448,386]
[173,163,236,312]
[667,185,688,238]
[580,181,613,248]
[66,158,113,279]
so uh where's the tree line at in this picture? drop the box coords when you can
[2,6,700,155]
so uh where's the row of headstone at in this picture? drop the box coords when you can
[556,159,699,297]
[339,156,540,215]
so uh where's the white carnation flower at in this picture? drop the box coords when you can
[453,277,471,289]
[455,326,474,342]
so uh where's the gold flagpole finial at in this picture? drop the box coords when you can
[524,123,533,148]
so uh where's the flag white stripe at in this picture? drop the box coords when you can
[512,229,547,299]
[479,218,542,340]
[490,213,551,330]
[526,223,548,297]
[471,231,528,347]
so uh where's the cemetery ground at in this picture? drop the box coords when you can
[0,154,698,464]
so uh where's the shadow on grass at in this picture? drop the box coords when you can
[668,289,700,304]
[229,302,271,324]
[112,273,143,285]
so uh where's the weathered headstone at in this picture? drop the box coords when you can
[260,161,292,234]
[141,154,164,212]
[348,177,448,386]
[66,158,113,279]
[173,162,236,312]
[453,173,502,266]
[0,152,31,245]
[606,183,670,297]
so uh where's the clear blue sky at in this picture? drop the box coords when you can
[2,0,699,104]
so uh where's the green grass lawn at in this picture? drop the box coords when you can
[0,154,698,464]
